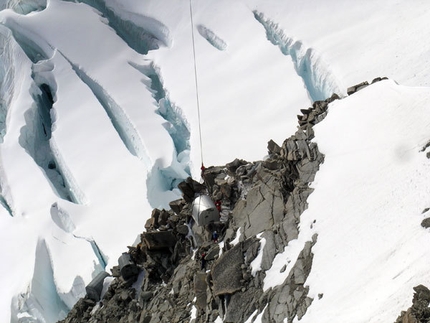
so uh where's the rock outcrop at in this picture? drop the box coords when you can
[62,82,419,323]
[395,285,430,323]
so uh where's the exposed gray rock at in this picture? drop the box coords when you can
[421,217,430,229]
[225,287,263,323]
[176,224,189,235]
[142,231,177,250]
[169,198,185,214]
[262,238,316,323]
[371,76,388,84]
[194,272,208,310]
[261,230,277,271]
[60,85,351,323]
[178,177,205,202]
[268,139,282,155]
[395,285,430,323]
[211,238,258,296]
[347,81,369,95]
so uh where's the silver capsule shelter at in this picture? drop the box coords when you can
[192,195,219,226]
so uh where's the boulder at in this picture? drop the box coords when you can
[142,231,177,250]
[169,199,185,214]
[226,158,248,173]
[347,81,369,95]
[176,224,189,235]
[268,139,282,155]
[421,217,430,228]
[178,177,205,202]
[395,285,430,323]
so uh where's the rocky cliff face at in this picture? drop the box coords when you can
[60,80,391,323]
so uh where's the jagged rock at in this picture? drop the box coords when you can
[60,84,345,323]
[263,158,283,171]
[140,291,153,302]
[211,238,257,296]
[268,139,282,155]
[142,231,177,250]
[225,287,263,322]
[205,244,220,261]
[282,185,314,243]
[233,166,284,239]
[146,209,160,230]
[169,198,185,214]
[244,239,261,265]
[395,285,430,323]
[371,76,388,84]
[421,217,430,228]
[158,209,171,226]
[176,224,189,235]
[261,231,277,271]
[347,81,369,95]
[262,239,315,323]
[226,158,248,173]
[194,272,208,309]
[178,177,205,202]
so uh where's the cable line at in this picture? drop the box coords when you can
[189,0,204,168]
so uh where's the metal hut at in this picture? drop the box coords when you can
[192,195,219,226]
[85,271,110,302]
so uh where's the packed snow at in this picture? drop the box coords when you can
[0,0,430,322]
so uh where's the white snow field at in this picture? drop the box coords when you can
[0,0,429,322]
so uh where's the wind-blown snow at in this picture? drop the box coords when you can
[1,0,430,322]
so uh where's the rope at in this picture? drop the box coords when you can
[189,0,204,167]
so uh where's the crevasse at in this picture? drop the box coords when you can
[253,11,344,102]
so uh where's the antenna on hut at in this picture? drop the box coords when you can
[189,0,205,174]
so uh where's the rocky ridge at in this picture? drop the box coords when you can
[59,78,408,323]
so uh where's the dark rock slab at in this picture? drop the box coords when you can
[421,217,430,228]
[211,238,257,296]
[347,81,369,95]
[169,198,185,214]
[178,177,205,202]
[194,272,208,310]
[225,287,263,322]
[142,231,177,250]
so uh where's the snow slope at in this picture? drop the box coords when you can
[0,0,430,322]
[262,80,430,322]
[298,79,430,323]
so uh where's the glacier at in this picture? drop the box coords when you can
[0,0,430,322]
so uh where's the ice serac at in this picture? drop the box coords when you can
[197,24,227,51]
[1,16,52,63]
[0,25,14,143]
[253,11,344,102]
[11,239,69,323]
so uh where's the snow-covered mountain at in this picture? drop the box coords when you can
[1,0,430,322]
